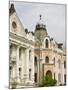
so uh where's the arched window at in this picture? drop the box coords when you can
[45,39,49,48]
[9,66,12,78]
[19,68,21,78]
[29,50,31,61]
[64,74,66,84]
[45,56,49,63]
[54,57,55,65]
[29,68,31,80]
[64,61,66,69]
[34,56,37,65]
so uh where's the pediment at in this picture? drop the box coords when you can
[9,12,26,37]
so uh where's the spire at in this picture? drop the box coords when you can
[9,3,16,15]
[40,14,42,20]
[38,14,43,24]
[35,14,46,31]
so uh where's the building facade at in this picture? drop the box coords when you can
[34,18,66,85]
[9,4,66,88]
[9,4,35,88]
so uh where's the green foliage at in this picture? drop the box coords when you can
[38,74,57,87]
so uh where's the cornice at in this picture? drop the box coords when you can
[9,32,35,46]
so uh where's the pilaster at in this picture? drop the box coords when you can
[16,45,20,82]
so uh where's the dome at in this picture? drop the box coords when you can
[35,15,46,31]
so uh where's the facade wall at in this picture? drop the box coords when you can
[9,11,35,88]
[9,4,66,88]
[34,37,66,85]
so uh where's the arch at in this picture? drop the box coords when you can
[45,56,49,63]
[46,70,52,77]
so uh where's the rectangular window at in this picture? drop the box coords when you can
[29,50,31,61]
[64,61,66,69]
[64,74,66,84]
[19,68,21,78]
[35,56,37,65]
[19,48,21,61]
[29,69,31,80]
[9,66,12,78]
[54,58,55,65]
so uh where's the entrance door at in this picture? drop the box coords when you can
[46,70,52,78]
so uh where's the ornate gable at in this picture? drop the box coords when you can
[9,4,26,37]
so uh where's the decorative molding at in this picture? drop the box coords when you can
[9,32,35,46]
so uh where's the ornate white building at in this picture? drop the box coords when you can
[9,4,35,88]
[9,4,66,89]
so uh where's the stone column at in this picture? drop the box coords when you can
[25,47,34,84]
[31,48,34,84]
[61,61,64,85]
[37,52,40,83]
[20,48,24,81]
[20,47,27,84]
[55,58,59,85]
[25,48,29,83]
[16,46,20,83]
[10,44,16,79]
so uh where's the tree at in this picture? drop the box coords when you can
[38,74,57,87]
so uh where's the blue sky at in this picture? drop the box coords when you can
[10,1,66,44]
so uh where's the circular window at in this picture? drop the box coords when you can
[12,21,17,28]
